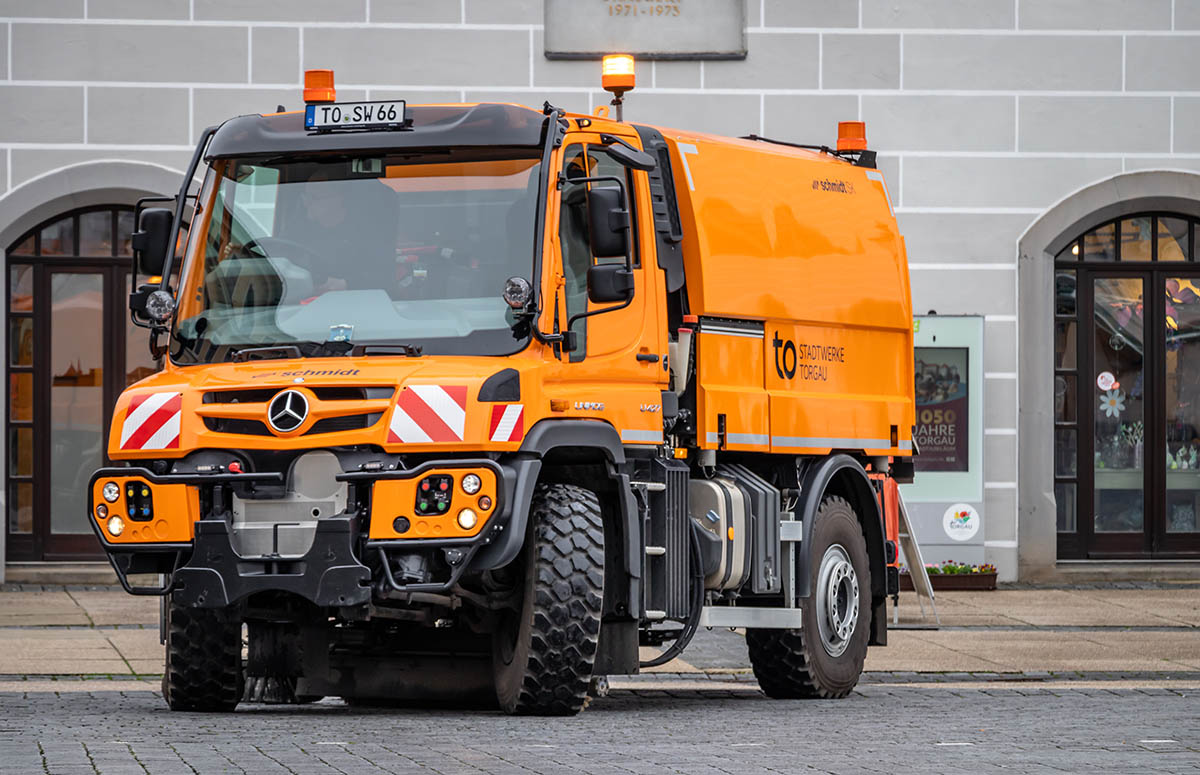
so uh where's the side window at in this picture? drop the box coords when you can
[558,145,636,361]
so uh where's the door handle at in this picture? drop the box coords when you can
[636,353,660,363]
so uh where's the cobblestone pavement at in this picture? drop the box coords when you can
[1,672,1198,774]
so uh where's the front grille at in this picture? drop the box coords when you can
[200,385,392,437]
[203,388,278,404]
[203,386,394,403]
[202,417,273,436]
[305,412,384,435]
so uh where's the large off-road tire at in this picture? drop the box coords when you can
[747,494,871,699]
[492,483,604,716]
[161,600,244,712]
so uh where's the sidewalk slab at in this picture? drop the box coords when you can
[69,589,158,627]
[0,585,1195,677]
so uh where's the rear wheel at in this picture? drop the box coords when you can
[747,494,870,699]
[162,600,244,712]
[492,483,605,716]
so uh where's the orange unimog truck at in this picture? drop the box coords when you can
[90,63,913,715]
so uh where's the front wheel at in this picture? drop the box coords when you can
[492,483,605,716]
[747,494,871,699]
[162,600,244,712]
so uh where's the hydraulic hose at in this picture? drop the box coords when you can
[639,521,706,668]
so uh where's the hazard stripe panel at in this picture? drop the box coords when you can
[388,385,467,443]
[488,404,524,443]
[119,392,182,451]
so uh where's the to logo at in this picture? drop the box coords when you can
[772,332,798,379]
[267,389,309,433]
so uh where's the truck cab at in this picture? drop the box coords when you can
[91,69,913,715]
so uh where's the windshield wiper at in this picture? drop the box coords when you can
[229,341,354,362]
[350,343,423,357]
[230,345,305,363]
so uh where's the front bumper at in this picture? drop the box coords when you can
[88,460,520,605]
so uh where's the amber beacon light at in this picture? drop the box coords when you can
[601,54,636,121]
[303,69,336,104]
[837,121,867,152]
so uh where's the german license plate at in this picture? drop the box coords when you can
[305,100,406,130]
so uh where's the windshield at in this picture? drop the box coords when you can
[170,149,542,364]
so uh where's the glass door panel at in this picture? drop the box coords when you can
[1164,276,1200,538]
[49,272,105,535]
[1092,276,1146,533]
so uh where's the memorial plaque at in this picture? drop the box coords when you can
[545,0,746,60]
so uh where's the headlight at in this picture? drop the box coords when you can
[145,289,177,323]
[461,473,482,495]
[457,509,478,530]
[106,516,125,537]
[102,482,121,503]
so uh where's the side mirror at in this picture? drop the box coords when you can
[132,208,173,276]
[587,263,634,303]
[603,142,657,171]
[586,187,629,259]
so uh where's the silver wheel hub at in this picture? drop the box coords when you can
[815,543,859,657]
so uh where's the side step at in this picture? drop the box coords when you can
[699,606,804,629]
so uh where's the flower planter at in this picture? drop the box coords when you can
[899,571,997,591]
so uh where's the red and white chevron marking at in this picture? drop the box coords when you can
[119,392,182,451]
[488,404,524,443]
[387,385,467,443]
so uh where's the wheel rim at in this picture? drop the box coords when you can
[815,543,859,657]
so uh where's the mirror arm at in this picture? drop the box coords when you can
[599,133,636,152]
[565,293,634,337]
[529,105,569,348]
[158,125,217,292]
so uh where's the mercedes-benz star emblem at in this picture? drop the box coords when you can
[267,389,309,433]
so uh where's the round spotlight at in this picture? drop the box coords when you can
[477,495,493,511]
[95,504,108,520]
[106,515,125,537]
[502,276,532,309]
[145,289,177,323]
[461,473,482,495]
[456,508,478,530]
[102,482,121,503]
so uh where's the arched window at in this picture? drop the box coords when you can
[1054,212,1200,559]
[5,205,156,561]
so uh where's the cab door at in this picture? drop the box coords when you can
[549,139,667,444]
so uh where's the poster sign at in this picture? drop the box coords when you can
[914,347,969,472]
[545,0,747,60]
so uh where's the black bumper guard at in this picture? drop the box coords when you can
[172,517,372,609]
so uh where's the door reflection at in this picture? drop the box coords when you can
[50,273,104,535]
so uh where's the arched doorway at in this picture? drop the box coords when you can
[5,206,164,561]
[1053,214,1200,558]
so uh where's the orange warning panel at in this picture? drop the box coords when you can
[369,467,498,540]
[91,477,199,545]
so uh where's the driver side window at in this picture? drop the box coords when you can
[559,145,632,362]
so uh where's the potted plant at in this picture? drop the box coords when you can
[899,561,998,591]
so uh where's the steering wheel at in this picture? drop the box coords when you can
[240,236,322,262]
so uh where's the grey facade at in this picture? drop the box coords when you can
[3,0,1200,581]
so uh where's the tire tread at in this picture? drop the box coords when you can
[747,495,867,700]
[502,483,604,716]
[162,602,243,712]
